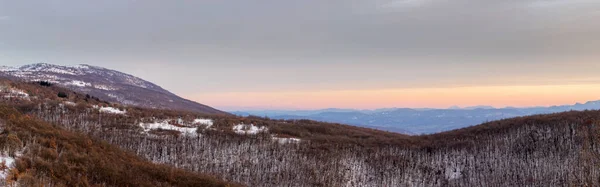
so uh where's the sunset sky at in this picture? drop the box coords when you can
[1,0,599,110]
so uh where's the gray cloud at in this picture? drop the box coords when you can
[0,0,598,95]
[1,0,598,57]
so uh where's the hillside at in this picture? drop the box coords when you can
[0,78,599,186]
[0,104,237,186]
[0,63,226,115]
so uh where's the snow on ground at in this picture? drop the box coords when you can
[94,84,118,91]
[122,76,149,88]
[446,167,462,180]
[73,64,90,69]
[139,120,198,134]
[0,155,15,180]
[63,101,77,106]
[194,119,214,128]
[93,105,126,115]
[44,67,78,75]
[107,93,118,98]
[30,75,60,83]
[99,107,126,115]
[272,137,301,144]
[65,80,91,87]
[10,90,28,97]
[233,124,268,135]
[2,89,30,100]
[0,66,17,72]
[17,64,77,75]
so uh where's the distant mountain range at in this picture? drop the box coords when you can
[0,63,225,114]
[232,101,600,134]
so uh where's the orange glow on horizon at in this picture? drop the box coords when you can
[188,84,600,110]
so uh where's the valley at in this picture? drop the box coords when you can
[234,101,600,134]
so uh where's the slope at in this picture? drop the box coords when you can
[0,63,226,115]
[0,105,239,186]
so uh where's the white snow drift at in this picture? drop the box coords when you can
[139,120,198,134]
[93,105,127,115]
[1,88,30,99]
[0,155,15,180]
[193,119,214,128]
[272,137,301,144]
[66,80,91,87]
[233,124,268,135]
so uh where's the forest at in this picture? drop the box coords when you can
[0,79,599,186]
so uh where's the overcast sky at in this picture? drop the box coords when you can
[1,0,599,110]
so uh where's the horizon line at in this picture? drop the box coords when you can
[217,99,600,112]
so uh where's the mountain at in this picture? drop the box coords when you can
[234,101,600,134]
[462,105,496,110]
[1,78,599,186]
[0,63,225,115]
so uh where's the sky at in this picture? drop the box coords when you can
[1,0,600,110]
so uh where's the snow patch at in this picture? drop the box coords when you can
[63,101,77,106]
[107,93,118,98]
[99,107,126,115]
[193,119,214,129]
[446,167,462,180]
[139,121,198,134]
[73,64,91,69]
[0,155,15,180]
[9,90,28,97]
[0,66,17,72]
[272,137,301,144]
[94,84,118,91]
[66,80,91,87]
[18,64,79,75]
[2,89,29,99]
[233,124,268,135]
[93,105,126,115]
[44,67,78,75]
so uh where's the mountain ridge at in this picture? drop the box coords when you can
[233,99,600,134]
[0,63,226,115]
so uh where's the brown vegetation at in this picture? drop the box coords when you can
[0,105,239,187]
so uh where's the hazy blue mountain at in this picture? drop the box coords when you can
[232,101,600,134]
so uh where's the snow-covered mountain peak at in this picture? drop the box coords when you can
[0,66,17,72]
[2,63,89,76]
[0,63,155,89]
